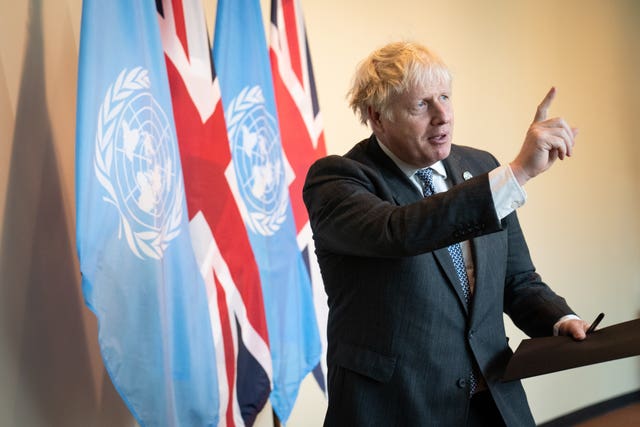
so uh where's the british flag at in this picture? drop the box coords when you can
[157,1,272,425]
[269,0,329,392]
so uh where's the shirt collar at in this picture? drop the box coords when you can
[376,137,448,180]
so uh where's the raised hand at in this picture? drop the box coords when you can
[509,87,578,185]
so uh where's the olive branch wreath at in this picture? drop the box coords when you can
[93,67,182,260]
[225,85,287,236]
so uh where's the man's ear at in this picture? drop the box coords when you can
[368,106,383,133]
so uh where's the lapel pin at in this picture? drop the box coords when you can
[463,171,473,181]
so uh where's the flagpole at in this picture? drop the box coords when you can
[273,409,282,427]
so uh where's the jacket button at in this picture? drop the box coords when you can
[457,378,467,388]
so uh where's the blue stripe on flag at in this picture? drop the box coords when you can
[76,2,219,425]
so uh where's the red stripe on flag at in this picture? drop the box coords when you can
[282,0,303,85]
[214,275,237,427]
[270,51,326,232]
[170,0,189,61]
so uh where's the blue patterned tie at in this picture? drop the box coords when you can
[415,167,477,394]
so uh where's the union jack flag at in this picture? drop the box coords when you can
[269,0,329,393]
[157,1,272,425]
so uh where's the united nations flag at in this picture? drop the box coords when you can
[75,2,219,425]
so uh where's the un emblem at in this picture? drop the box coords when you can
[94,67,183,260]
[226,86,287,236]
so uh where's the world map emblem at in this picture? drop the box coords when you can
[226,86,288,236]
[94,67,183,260]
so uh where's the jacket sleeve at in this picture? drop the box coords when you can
[501,210,576,337]
[303,155,502,258]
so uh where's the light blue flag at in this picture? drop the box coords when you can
[76,2,218,425]
[213,0,322,422]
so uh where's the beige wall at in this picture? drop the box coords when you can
[1,0,638,426]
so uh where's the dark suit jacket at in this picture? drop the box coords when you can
[303,135,575,426]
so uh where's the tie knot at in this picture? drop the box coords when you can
[415,167,435,197]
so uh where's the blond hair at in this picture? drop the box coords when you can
[347,41,452,124]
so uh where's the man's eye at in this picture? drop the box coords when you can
[440,94,450,101]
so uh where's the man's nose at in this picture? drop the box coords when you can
[431,102,450,124]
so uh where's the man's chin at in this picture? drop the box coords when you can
[432,144,452,162]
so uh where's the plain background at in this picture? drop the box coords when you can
[1,0,639,425]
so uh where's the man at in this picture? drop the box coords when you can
[303,41,589,426]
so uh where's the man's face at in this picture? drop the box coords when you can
[372,80,454,168]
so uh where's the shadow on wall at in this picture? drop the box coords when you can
[0,1,132,425]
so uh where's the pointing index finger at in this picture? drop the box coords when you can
[533,87,557,123]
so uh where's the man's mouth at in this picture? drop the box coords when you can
[428,132,449,144]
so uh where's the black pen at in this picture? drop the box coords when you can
[586,312,605,334]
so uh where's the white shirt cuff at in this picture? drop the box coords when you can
[488,165,527,220]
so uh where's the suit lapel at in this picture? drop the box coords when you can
[443,147,470,187]
[433,248,469,314]
[440,149,476,314]
[366,136,423,204]
[444,148,493,321]
[436,150,484,314]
